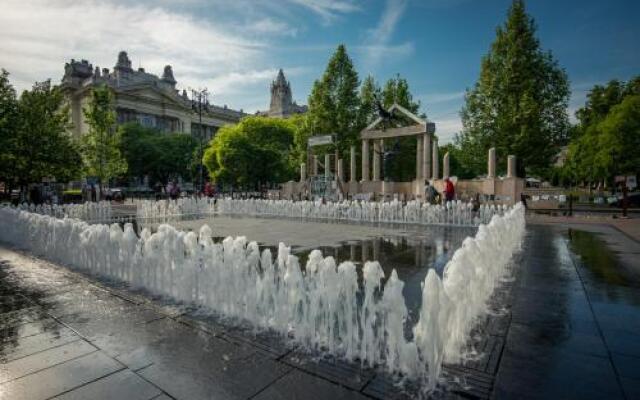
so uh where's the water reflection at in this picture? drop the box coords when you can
[568,229,640,307]
[214,226,476,321]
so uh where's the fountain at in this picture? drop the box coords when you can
[0,202,525,392]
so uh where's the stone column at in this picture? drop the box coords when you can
[324,154,331,180]
[361,140,370,181]
[350,146,357,182]
[313,155,318,176]
[507,155,516,178]
[432,140,439,179]
[488,147,496,178]
[337,159,344,182]
[416,135,424,180]
[423,133,431,180]
[373,140,381,181]
[443,152,450,179]
[300,163,306,182]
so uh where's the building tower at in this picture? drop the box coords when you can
[269,69,293,117]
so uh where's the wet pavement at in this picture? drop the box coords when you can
[0,222,639,399]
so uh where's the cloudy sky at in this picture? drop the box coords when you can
[1,0,638,142]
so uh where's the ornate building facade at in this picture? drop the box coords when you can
[61,51,245,140]
[258,69,307,118]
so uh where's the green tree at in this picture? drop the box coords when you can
[0,69,18,189]
[565,77,640,185]
[203,116,297,188]
[118,122,198,186]
[358,75,381,128]
[458,0,570,177]
[381,74,421,114]
[307,44,360,159]
[80,85,127,190]
[380,74,423,181]
[9,80,82,192]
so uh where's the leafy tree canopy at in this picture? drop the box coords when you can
[457,0,570,177]
[118,122,198,186]
[565,79,640,184]
[80,84,127,185]
[307,44,360,158]
[203,116,298,188]
[2,78,82,187]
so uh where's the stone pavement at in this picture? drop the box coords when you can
[1,222,639,399]
[528,213,640,243]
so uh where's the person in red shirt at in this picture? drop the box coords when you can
[444,178,455,203]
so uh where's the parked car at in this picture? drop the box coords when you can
[106,188,126,202]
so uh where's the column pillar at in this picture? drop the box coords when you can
[373,140,381,181]
[337,159,344,182]
[488,147,496,178]
[423,133,431,180]
[313,155,318,176]
[361,140,370,182]
[432,140,439,179]
[350,146,356,182]
[300,163,306,182]
[324,153,331,180]
[507,155,516,178]
[416,135,424,180]
[443,152,450,179]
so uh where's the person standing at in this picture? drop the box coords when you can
[444,178,455,203]
[424,180,437,204]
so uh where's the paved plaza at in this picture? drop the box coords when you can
[0,218,639,399]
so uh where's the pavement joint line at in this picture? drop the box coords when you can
[0,349,100,385]
[150,392,177,400]
[42,366,127,400]
[563,236,629,400]
[245,368,294,400]
[280,358,372,394]
[1,319,61,342]
[0,333,84,364]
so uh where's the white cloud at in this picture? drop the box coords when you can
[362,0,411,69]
[421,91,465,104]
[0,0,309,111]
[429,115,463,144]
[286,0,361,23]
[250,18,299,37]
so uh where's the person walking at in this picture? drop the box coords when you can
[443,178,455,203]
[424,180,437,204]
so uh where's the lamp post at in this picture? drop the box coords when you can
[191,88,208,195]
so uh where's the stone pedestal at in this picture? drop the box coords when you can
[423,133,431,180]
[416,135,424,179]
[443,152,450,179]
[507,155,516,178]
[362,140,370,182]
[350,146,356,182]
[488,147,496,178]
[432,141,439,180]
[373,140,381,181]
[324,154,331,179]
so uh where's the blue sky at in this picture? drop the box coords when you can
[1,0,638,142]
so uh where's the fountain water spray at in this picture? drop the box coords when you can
[0,203,524,391]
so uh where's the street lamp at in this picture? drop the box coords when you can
[191,88,209,195]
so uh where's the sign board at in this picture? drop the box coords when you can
[308,135,334,147]
[627,175,637,189]
[426,122,436,135]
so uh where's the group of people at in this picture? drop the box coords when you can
[424,177,456,204]
[153,181,182,201]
